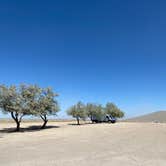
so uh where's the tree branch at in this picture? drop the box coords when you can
[11,112,17,121]
[19,114,24,123]
[40,115,45,121]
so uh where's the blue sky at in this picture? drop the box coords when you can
[0,0,166,118]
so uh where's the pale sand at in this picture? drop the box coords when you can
[0,122,166,166]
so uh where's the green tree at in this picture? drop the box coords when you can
[67,101,86,125]
[85,103,96,122]
[93,104,105,121]
[105,102,124,118]
[35,87,59,129]
[0,85,30,131]
[0,84,60,131]
[85,103,105,122]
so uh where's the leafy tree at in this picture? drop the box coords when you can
[67,101,86,125]
[93,104,105,121]
[105,102,124,118]
[0,84,60,131]
[85,103,96,121]
[0,85,30,131]
[86,103,105,122]
[32,87,59,129]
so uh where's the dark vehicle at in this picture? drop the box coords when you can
[92,114,116,123]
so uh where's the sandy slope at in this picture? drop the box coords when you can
[0,122,166,166]
[126,111,166,122]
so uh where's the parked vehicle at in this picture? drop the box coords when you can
[91,114,116,123]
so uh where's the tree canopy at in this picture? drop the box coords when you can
[67,101,86,125]
[0,83,124,131]
[31,87,59,128]
[85,103,104,122]
[0,84,59,131]
[105,102,124,118]
[67,101,124,124]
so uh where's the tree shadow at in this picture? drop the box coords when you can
[68,123,92,126]
[0,125,60,133]
[68,122,114,126]
[68,123,80,125]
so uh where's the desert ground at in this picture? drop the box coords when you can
[0,121,166,166]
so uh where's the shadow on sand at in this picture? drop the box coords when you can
[68,122,93,126]
[68,123,81,126]
[0,125,60,133]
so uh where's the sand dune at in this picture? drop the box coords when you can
[0,121,166,166]
[126,111,166,122]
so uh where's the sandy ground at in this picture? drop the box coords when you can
[0,121,166,166]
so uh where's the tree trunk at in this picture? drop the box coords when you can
[41,119,48,129]
[11,112,21,132]
[90,115,93,123]
[40,115,48,129]
[16,121,20,132]
[76,117,80,125]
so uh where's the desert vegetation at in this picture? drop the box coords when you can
[67,101,124,125]
[0,84,59,131]
[67,101,87,125]
[0,84,124,131]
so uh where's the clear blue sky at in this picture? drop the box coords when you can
[0,0,165,118]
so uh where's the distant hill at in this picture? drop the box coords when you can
[125,111,166,123]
